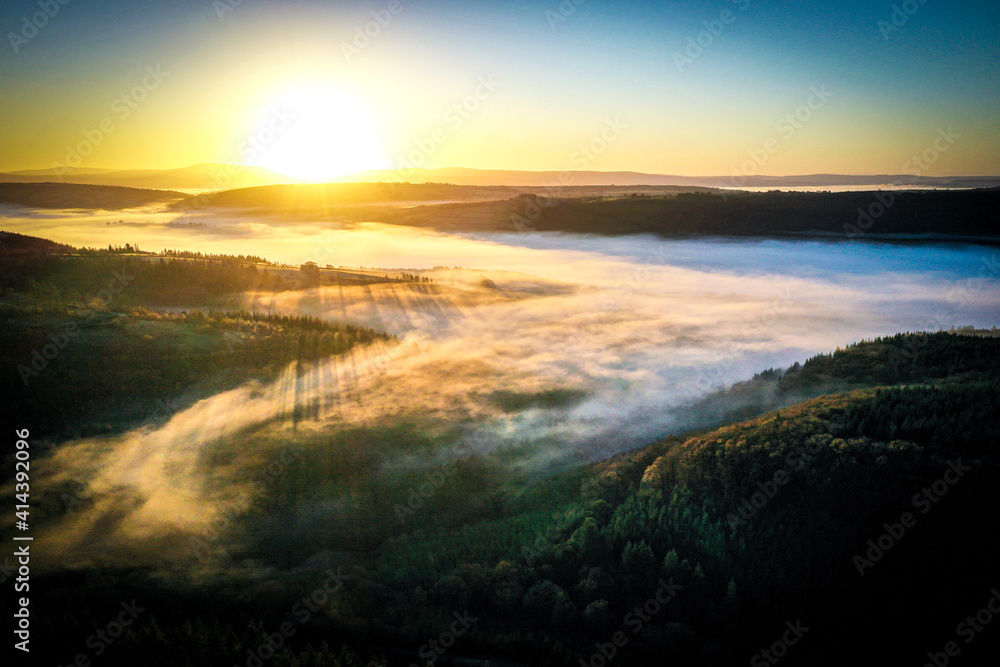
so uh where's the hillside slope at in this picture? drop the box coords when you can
[348,332,1000,665]
[0,182,183,209]
[528,189,1000,240]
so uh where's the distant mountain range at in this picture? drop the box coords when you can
[0,163,296,190]
[341,167,1000,189]
[2,164,998,190]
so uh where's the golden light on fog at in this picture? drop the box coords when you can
[247,84,387,182]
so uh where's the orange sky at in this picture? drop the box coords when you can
[1,0,997,179]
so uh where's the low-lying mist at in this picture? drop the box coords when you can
[6,206,998,573]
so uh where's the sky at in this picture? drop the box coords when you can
[1,0,998,178]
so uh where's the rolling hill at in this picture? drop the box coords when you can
[0,182,183,209]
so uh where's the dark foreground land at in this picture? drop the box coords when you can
[1,234,998,666]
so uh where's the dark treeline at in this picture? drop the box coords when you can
[398,272,432,283]
[530,189,1000,240]
[0,229,75,255]
[678,331,1000,430]
[830,383,1000,455]
[0,305,392,441]
[191,309,365,331]
[76,243,151,255]
[0,251,394,442]
[73,244,270,263]
[170,181,518,211]
[159,248,273,263]
[779,330,1000,387]
[0,237,427,302]
[0,254,294,303]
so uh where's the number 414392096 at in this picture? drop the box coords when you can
[15,429,30,523]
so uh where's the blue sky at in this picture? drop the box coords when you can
[1,0,997,175]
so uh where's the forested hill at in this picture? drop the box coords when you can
[0,229,74,255]
[0,182,183,209]
[527,189,1000,240]
[354,332,1000,665]
[664,330,1000,434]
[774,330,1000,387]
[568,332,999,664]
[15,327,1000,665]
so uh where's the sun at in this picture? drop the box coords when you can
[245,84,387,182]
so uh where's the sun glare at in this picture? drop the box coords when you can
[246,84,387,182]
